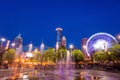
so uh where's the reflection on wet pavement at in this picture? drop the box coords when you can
[6,70,120,80]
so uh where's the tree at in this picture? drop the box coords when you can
[109,44,120,61]
[72,49,84,62]
[43,48,55,62]
[4,48,16,64]
[33,49,41,62]
[56,47,67,61]
[93,51,108,62]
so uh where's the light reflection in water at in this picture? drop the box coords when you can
[23,74,28,79]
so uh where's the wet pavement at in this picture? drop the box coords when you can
[2,70,120,80]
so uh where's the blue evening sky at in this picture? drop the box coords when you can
[0,0,120,48]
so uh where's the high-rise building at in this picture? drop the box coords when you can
[56,27,63,48]
[81,38,88,55]
[61,36,66,48]
[14,34,23,54]
[14,34,23,48]
[116,33,120,44]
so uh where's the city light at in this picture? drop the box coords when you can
[69,44,74,49]
[40,42,45,54]
[29,43,33,47]
[93,39,108,50]
[83,45,86,50]
[0,38,6,46]
[11,43,15,48]
[86,32,118,56]
[26,52,33,57]
[41,43,44,48]
[1,38,6,42]
[117,34,120,39]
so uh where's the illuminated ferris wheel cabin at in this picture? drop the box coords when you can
[86,32,118,56]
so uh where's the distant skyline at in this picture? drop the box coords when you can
[0,0,120,48]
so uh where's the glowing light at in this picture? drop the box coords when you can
[83,45,86,50]
[41,43,44,48]
[117,34,120,39]
[11,43,15,47]
[86,32,118,56]
[93,39,108,50]
[26,52,33,57]
[29,43,32,47]
[40,42,45,54]
[69,44,74,49]
[23,75,28,79]
[56,28,63,31]
[1,38,6,42]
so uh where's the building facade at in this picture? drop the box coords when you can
[61,36,66,48]
[56,28,63,49]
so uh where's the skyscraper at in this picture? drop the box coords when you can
[56,27,63,48]
[81,38,88,55]
[14,34,23,54]
[61,36,66,48]
[116,33,120,44]
[14,34,22,48]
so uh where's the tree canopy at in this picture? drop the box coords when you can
[93,51,108,62]
[43,48,55,62]
[109,44,120,60]
[4,48,16,64]
[33,49,41,62]
[72,49,84,62]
